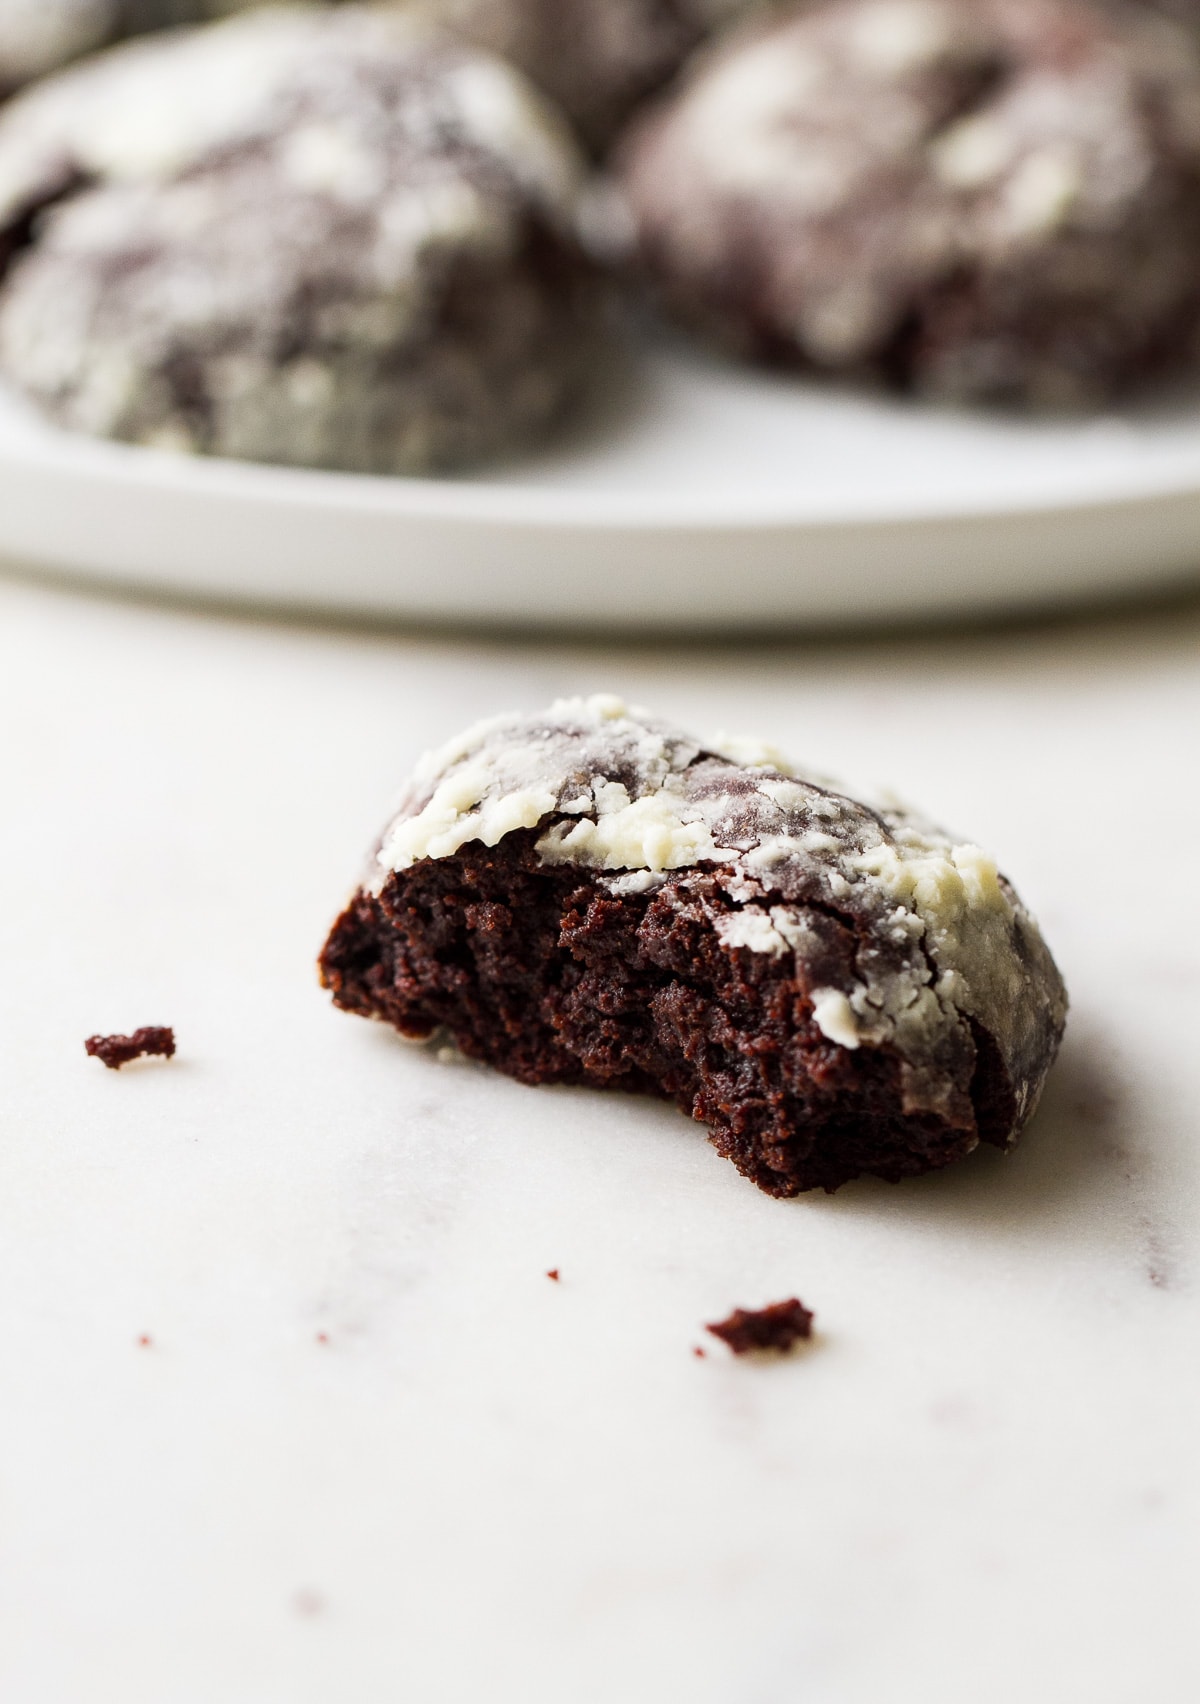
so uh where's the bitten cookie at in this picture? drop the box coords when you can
[618,0,1200,407]
[425,0,752,153]
[320,697,1067,1196]
[0,6,599,473]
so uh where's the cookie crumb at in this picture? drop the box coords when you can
[137,1334,153,1349]
[546,1268,560,1282]
[86,1026,176,1069]
[315,1332,330,1345]
[693,1346,707,1359]
[706,1299,814,1356]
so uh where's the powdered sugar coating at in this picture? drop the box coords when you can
[0,5,581,220]
[619,0,1200,405]
[373,695,1066,1133]
[0,6,596,473]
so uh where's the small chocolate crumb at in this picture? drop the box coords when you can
[86,1026,176,1070]
[693,1346,707,1359]
[546,1268,560,1282]
[706,1298,814,1356]
[137,1334,153,1349]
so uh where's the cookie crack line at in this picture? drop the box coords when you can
[319,696,1067,1196]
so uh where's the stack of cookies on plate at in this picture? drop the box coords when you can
[0,0,1199,473]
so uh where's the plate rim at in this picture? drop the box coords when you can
[8,394,1200,533]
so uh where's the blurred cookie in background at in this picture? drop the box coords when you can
[0,0,118,94]
[617,0,1200,408]
[424,0,756,153]
[0,5,602,474]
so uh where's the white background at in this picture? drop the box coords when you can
[0,572,1196,1702]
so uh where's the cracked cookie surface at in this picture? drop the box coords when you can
[619,0,1200,406]
[320,696,1067,1194]
[0,5,599,473]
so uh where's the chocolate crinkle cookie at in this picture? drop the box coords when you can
[424,0,753,153]
[319,697,1067,1196]
[0,5,600,473]
[617,0,1200,407]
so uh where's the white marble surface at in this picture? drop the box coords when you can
[0,574,1196,1703]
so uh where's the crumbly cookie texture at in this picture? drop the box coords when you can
[85,1025,176,1069]
[618,0,1200,407]
[0,0,117,93]
[706,1299,814,1354]
[422,0,752,153]
[321,696,1067,1195]
[0,6,598,474]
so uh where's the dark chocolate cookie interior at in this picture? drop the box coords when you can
[321,831,1016,1195]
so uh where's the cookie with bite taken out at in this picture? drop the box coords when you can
[320,697,1067,1195]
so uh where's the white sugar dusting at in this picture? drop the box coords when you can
[0,5,583,229]
[371,697,1066,1109]
[811,989,862,1050]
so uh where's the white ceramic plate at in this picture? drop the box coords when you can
[3,337,1200,628]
